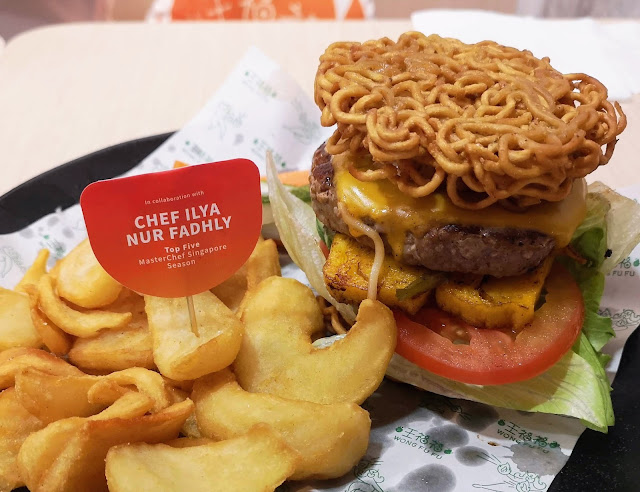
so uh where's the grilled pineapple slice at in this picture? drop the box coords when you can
[435,256,555,329]
[323,234,434,314]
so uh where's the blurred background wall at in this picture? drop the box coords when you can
[0,0,154,39]
[1,0,639,41]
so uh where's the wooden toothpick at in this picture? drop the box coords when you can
[186,295,199,336]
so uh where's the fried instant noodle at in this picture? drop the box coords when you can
[316,296,351,335]
[314,32,626,209]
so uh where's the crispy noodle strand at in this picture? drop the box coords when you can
[317,296,351,334]
[338,202,385,301]
[315,32,626,209]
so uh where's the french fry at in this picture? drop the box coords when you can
[165,386,202,438]
[211,237,281,313]
[210,264,247,313]
[145,291,243,381]
[55,239,123,309]
[0,388,44,492]
[68,323,154,371]
[89,391,155,420]
[193,369,370,479]
[23,284,72,355]
[234,277,396,404]
[2,194,392,491]
[18,399,193,492]
[14,249,50,294]
[0,287,41,352]
[0,348,82,390]
[102,367,170,412]
[164,437,214,448]
[162,377,194,393]
[86,379,130,407]
[246,238,281,291]
[15,366,171,424]
[14,369,109,424]
[18,418,82,492]
[37,275,132,337]
[105,425,299,492]
[67,290,154,371]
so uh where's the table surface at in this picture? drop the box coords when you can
[0,20,638,196]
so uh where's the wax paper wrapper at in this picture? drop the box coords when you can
[411,10,640,101]
[1,48,640,492]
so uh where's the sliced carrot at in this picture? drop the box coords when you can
[260,170,310,187]
[173,161,189,169]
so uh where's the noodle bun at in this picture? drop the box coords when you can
[314,32,626,210]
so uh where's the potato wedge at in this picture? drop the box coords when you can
[104,288,145,316]
[15,369,108,424]
[234,277,396,404]
[0,287,41,351]
[145,291,243,381]
[68,324,154,371]
[102,367,170,412]
[89,391,154,420]
[163,377,194,393]
[67,290,154,371]
[15,249,50,294]
[164,437,214,448]
[18,399,193,492]
[15,366,171,423]
[0,348,82,389]
[210,237,281,313]
[86,379,130,406]
[23,284,72,355]
[193,369,370,479]
[210,265,248,313]
[246,238,281,291]
[56,239,123,308]
[37,275,132,337]
[105,425,299,492]
[165,386,202,438]
[0,388,44,492]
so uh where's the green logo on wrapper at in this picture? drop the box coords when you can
[393,426,453,457]
[497,420,559,451]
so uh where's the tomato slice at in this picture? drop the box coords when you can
[394,263,584,385]
[319,240,330,259]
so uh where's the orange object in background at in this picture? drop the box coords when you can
[260,170,310,187]
[171,0,368,20]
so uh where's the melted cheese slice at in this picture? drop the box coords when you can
[333,154,587,260]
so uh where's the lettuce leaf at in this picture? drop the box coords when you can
[316,218,335,249]
[589,182,640,274]
[560,259,614,353]
[570,192,610,269]
[387,349,613,432]
[262,184,311,204]
[268,172,640,432]
[266,153,356,323]
[571,333,614,431]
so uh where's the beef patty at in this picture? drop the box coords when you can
[310,144,555,277]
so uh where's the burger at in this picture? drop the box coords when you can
[267,32,639,431]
